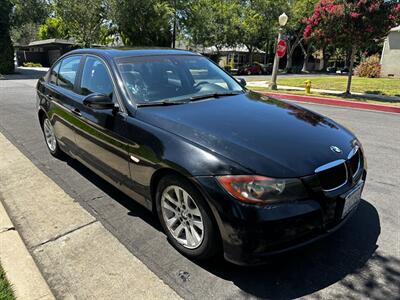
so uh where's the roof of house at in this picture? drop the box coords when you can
[28,39,75,46]
[203,45,266,54]
[390,25,400,32]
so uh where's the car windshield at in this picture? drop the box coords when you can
[116,55,244,104]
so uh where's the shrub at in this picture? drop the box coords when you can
[23,62,43,68]
[354,54,381,78]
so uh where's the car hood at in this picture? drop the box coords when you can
[136,92,357,177]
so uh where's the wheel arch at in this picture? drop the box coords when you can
[38,108,48,129]
[150,167,223,253]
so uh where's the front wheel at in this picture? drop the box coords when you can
[42,117,63,158]
[156,175,219,260]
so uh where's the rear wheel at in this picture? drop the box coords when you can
[42,117,63,158]
[156,175,219,260]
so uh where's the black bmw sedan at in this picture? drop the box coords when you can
[36,49,366,265]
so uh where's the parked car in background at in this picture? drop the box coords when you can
[238,62,272,75]
[36,48,366,265]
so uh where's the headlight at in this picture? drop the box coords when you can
[217,175,308,204]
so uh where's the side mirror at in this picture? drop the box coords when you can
[83,93,115,110]
[237,77,247,87]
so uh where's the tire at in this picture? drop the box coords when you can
[156,174,219,260]
[41,116,63,158]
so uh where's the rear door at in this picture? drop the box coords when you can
[73,55,131,187]
[45,55,83,154]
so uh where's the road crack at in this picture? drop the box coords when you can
[0,226,15,233]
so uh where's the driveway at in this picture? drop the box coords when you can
[0,69,399,299]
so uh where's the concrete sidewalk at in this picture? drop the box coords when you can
[246,81,400,102]
[0,131,181,299]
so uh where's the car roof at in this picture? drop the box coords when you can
[68,48,200,59]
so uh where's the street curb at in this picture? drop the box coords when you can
[0,200,55,300]
[0,132,181,299]
[260,91,400,114]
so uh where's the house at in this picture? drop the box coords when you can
[15,39,77,67]
[381,26,400,78]
[175,40,266,70]
[202,45,266,70]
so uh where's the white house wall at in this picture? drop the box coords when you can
[381,31,400,77]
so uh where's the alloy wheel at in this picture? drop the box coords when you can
[161,185,204,249]
[43,118,57,152]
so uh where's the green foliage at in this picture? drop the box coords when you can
[0,0,15,74]
[354,54,381,78]
[11,22,39,45]
[109,0,174,47]
[37,17,69,40]
[23,62,43,67]
[11,0,48,27]
[53,0,107,47]
[9,0,48,45]
[304,0,399,51]
[0,261,15,299]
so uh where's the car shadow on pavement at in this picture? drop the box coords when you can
[196,199,396,299]
[58,156,395,299]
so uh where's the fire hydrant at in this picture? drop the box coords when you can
[304,80,312,94]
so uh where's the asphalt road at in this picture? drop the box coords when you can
[0,69,399,299]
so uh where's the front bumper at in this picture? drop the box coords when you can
[194,170,367,265]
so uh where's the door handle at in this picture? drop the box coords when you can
[71,108,81,117]
[47,94,53,100]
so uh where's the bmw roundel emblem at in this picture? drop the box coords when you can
[330,146,342,154]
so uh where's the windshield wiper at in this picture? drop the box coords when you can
[189,91,242,102]
[137,100,188,107]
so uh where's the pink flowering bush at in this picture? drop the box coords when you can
[304,0,399,49]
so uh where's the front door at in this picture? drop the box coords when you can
[73,56,131,187]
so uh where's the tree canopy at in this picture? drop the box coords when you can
[304,0,400,93]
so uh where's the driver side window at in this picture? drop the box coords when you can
[80,57,114,98]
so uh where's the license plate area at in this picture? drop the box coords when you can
[341,181,363,218]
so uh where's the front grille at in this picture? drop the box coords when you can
[348,148,361,177]
[315,146,363,192]
[316,161,348,191]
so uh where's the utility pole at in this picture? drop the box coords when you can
[172,0,177,48]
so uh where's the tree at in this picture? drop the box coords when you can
[183,0,241,52]
[53,0,108,47]
[0,0,14,74]
[109,0,174,47]
[37,17,69,40]
[10,0,49,45]
[11,22,39,45]
[235,1,270,64]
[11,0,48,26]
[304,0,400,94]
[285,0,318,71]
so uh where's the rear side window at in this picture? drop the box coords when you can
[58,56,81,91]
[80,57,113,98]
[49,61,61,84]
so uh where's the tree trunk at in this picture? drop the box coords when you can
[321,47,328,71]
[285,40,292,71]
[248,47,253,64]
[300,42,311,72]
[345,47,355,95]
